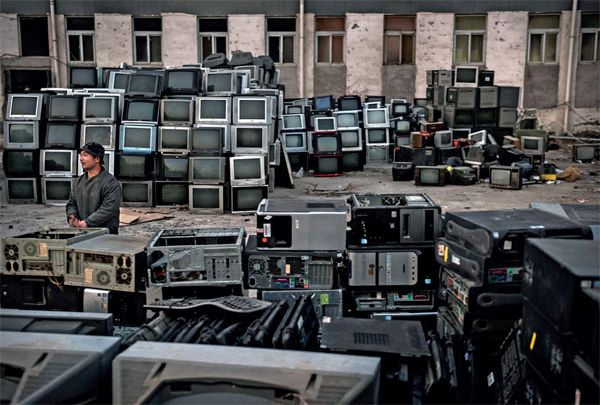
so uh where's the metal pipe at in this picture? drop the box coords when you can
[563,0,578,134]
[49,0,60,87]
[298,0,304,97]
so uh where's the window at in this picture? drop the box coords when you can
[454,15,486,64]
[580,14,600,62]
[384,16,415,65]
[267,18,296,64]
[198,18,228,62]
[316,17,345,64]
[527,15,559,64]
[20,16,49,56]
[67,17,95,63]
[133,17,162,63]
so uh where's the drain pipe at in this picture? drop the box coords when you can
[49,0,60,87]
[563,0,578,134]
[299,0,304,97]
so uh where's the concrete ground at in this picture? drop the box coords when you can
[1,141,599,240]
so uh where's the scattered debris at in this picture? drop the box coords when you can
[556,166,582,182]
[306,183,353,196]
[120,208,175,227]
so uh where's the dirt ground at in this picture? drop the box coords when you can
[1,141,599,241]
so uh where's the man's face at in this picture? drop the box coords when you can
[80,151,100,171]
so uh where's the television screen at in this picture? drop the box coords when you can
[117,154,148,178]
[316,157,339,174]
[316,136,339,153]
[70,67,97,88]
[476,108,497,126]
[315,117,336,131]
[338,96,361,111]
[159,127,190,151]
[285,133,303,148]
[368,146,388,162]
[434,130,453,148]
[342,152,362,170]
[233,157,263,180]
[522,137,542,152]
[469,130,487,145]
[455,66,478,85]
[156,182,188,206]
[48,96,80,120]
[190,158,224,182]
[127,74,161,96]
[282,114,304,130]
[162,155,189,180]
[367,129,387,144]
[109,71,130,90]
[7,178,37,202]
[191,127,224,153]
[490,168,511,186]
[43,150,74,173]
[341,130,359,148]
[83,97,114,121]
[206,72,234,93]
[8,95,42,119]
[336,112,359,128]
[366,95,385,104]
[165,70,200,94]
[4,150,35,176]
[198,98,228,121]
[237,98,267,121]
[44,178,73,202]
[121,181,151,204]
[161,99,193,124]
[124,100,159,122]
[395,120,411,132]
[314,95,334,111]
[393,103,409,115]
[82,125,114,148]
[286,105,304,114]
[191,186,222,211]
[5,122,36,146]
[45,123,78,148]
[122,126,154,149]
[235,127,264,148]
[574,145,597,161]
[455,110,474,126]
[366,109,387,126]
[232,186,267,212]
[419,168,440,184]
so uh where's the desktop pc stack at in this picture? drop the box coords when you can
[344,193,441,317]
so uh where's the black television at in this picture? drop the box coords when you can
[189,185,224,214]
[476,108,497,127]
[159,154,189,180]
[312,133,341,154]
[489,166,522,190]
[160,98,194,126]
[313,95,334,111]
[69,67,98,88]
[155,181,188,207]
[337,95,362,111]
[190,125,227,155]
[3,150,37,177]
[365,95,385,105]
[342,151,363,171]
[340,129,362,152]
[231,185,268,214]
[314,155,343,176]
[445,107,475,128]
[123,99,160,123]
[120,180,153,207]
[115,153,156,179]
[126,72,163,98]
[46,95,81,121]
[45,123,79,148]
[5,178,39,204]
[42,177,77,205]
[391,102,410,118]
[163,68,203,96]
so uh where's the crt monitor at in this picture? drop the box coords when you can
[394,119,411,133]
[314,156,341,175]
[231,185,268,213]
[160,99,194,125]
[120,180,153,207]
[42,178,76,204]
[47,95,81,121]
[6,178,38,203]
[434,130,453,148]
[392,102,410,117]
[3,150,37,177]
[365,95,385,105]
[196,97,231,123]
[116,153,155,179]
[45,123,78,149]
[232,126,268,153]
[314,117,337,132]
[160,155,189,180]
[454,66,479,87]
[489,166,522,190]
[313,133,341,154]
[81,124,116,149]
[123,99,159,123]
[155,182,188,206]
[573,144,599,162]
[163,68,202,95]
[364,108,389,127]
[69,67,98,88]
[285,105,304,114]
[3,121,40,149]
[366,129,388,145]
[334,111,360,129]
[281,114,306,131]
[520,136,545,155]
[313,95,334,111]
[367,146,388,163]
[6,94,44,120]
[108,71,132,91]
[190,126,226,154]
[342,151,362,171]
[158,127,191,153]
[468,130,487,146]
[337,95,362,111]
[205,71,236,94]
[189,185,223,214]
[340,129,361,150]
[476,108,497,126]
[283,132,307,153]
[189,157,225,183]
[230,156,266,186]
[234,97,270,125]
[119,125,157,154]
[415,166,447,186]
[82,97,117,123]
[126,72,163,98]
[40,150,77,177]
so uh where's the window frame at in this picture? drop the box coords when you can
[133,30,162,64]
[316,32,345,65]
[383,30,415,65]
[198,33,228,62]
[267,32,296,64]
[66,29,96,63]
[580,28,599,62]
[527,28,559,64]
[454,16,487,65]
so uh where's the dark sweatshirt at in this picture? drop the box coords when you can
[66,169,122,234]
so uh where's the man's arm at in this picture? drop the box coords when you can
[65,178,80,223]
[84,178,122,227]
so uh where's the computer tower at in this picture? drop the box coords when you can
[478,87,499,108]
[478,70,494,86]
[446,87,477,108]
[433,85,447,107]
[1,275,82,311]
[436,70,454,86]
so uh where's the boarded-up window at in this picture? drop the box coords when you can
[316,17,345,64]
[384,16,415,64]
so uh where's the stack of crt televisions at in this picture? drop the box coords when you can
[3,93,46,204]
[335,95,364,171]
[308,95,343,176]
[434,208,593,403]
[345,193,441,316]
[251,198,347,325]
[363,96,391,166]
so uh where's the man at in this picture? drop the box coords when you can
[66,142,122,234]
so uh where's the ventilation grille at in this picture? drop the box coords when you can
[353,332,390,346]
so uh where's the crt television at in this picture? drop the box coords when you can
[233,96,271,125]
[108,70,133,92]
[312,133,341,154]
[5,178,39,204]
[80,124,117,150]
[313,95,334,111]
[82,96,118,123]
[158,127,191,153]
[160,98,194,126]
[120,180,153,207]
[434,130,453,148]
[69,67,98,88]
[314,155,343,176]
[468,129,487,146]
[123,99,159,123]
[231,185,269,214]
[45,123,79,149]
[282,132,307,153]
[40,150,78,177]
[126,72,163,98]
[230,155,266,186]
[155,181,188,207]
[195,97,231,123]
[42,177,77,205]
[189,185,224,214]
[190,125,227,155]
[158,154,189,180]
[364,108,389,128]
[189,157,226,184]
[414,165,448,186]
[393,119,411,133]
[3,121,40,149]
[205,70,236,95]
[3,150,38,177]
[281,114,306,131]
[119,125,157,154]
[334,111,360,129]
[454,66,479,87]
[6,94,44,120]
[366,128,389,145]
[285,104,305,114]
[337,95,362,111]
[340,129,362,152]
[116,153,156,179]
[391,102,410,117]
[520,136,545,155]
[231,125,269,154]
[314,117,337,132]
[489,166,522,190]
[46,95,81,121]
[572,144,599,163]
[163,68,203,96]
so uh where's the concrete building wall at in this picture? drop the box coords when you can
[345,13,383,98]
[228,14,265,58]
[95,14,133,66]
[382,65,416,102]
[303,13,315,97]
[523,65,559,109]
[162,13,198,66]
[279,65,299,98]
[0,13,19,57]
[314,66,346,98]
[55,14,68,88]
[414,13,454,98]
